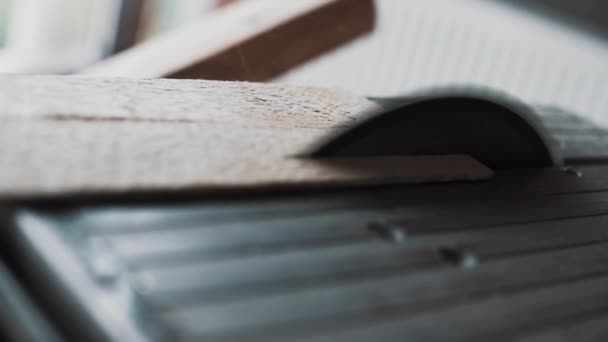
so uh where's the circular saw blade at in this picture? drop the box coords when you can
[313,92,561,169]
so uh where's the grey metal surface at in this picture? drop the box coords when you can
[511,312,608,342]
[294,275,608,342]
[0,260,62,342]
[5,165,608,341]
[535,106,608,161]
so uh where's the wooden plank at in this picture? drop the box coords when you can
[0,75,491,200]
[82,0,375,80]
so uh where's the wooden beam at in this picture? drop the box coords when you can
[82,0,376,81]
[0,76,491,199]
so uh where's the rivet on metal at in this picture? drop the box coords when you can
[439,246,478,269]
[562,166,583,177]
[367,222,408,243]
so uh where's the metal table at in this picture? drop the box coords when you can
[3,163,608,341]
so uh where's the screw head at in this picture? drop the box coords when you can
[562,166,583,177]
[367,222,408,243]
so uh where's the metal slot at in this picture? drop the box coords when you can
[134,241,441,308]
[136,215,608,308]
[103,210,396,265]
[390,191,608,233]
[161,243,608,339]
[414,214,608,257]
[104,191,608,264]
[511,311,608,342]
[294,276,608,342]
[54,198,383,235]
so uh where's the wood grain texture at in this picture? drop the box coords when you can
[82,0,375,81]
[0,76,491,199]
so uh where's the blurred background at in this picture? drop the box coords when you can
[0,0,223,73]
[0,0,607,124]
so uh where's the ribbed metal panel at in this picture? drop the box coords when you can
[7,163,608,341]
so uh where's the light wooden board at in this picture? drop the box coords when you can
[82,0,375,81]
[0,76,491,199]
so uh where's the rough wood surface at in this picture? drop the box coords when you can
[0,76,491,199]
[82,0,375,81]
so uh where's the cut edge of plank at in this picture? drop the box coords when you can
[1,155,493,201]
